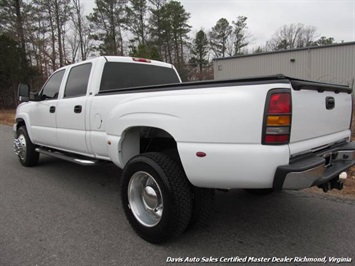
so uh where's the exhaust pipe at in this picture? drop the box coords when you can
[319,172,347,193]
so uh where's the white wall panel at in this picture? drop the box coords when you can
[214,42,355,88]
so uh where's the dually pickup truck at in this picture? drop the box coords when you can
[14,56,355,243]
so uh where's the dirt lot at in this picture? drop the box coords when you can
[1,109,355,199]
[305,177,355,199]
[0,109,15,126]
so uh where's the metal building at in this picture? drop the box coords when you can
[214,42,355,88]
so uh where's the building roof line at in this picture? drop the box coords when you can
[213,41,355,61]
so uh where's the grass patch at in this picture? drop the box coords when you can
[0,109,15,126]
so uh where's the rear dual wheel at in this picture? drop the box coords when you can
[121,152,193,243]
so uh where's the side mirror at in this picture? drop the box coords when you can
[18,84,30,102]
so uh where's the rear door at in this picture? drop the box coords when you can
[56,63,92,155]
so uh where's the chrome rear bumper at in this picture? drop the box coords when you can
[273,142,355,190]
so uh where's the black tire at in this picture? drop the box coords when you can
[187,187,215,230]
[162,149,215,230]
[245,188,274,195]
[163,149,215,230]
[15,126,39,167]
[120,152,193,243]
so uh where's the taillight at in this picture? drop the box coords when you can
[262,89,292,145]
[268,94,291,113]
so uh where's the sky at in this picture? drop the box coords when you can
[82,0,355,50]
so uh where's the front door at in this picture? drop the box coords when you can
[30,69,65,147]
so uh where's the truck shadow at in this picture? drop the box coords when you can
[38,155,121,190]
[33,155,354,258]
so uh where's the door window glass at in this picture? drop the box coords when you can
[41,70,65,100]
[64,63,92,98]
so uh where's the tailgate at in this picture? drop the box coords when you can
[290,80,352,145]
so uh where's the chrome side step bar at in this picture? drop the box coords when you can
[35,148,102,166]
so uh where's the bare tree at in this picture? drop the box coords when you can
[72,0,85,60]
[71,0,92,61]
[266,23,318,51]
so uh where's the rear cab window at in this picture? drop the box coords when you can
[64,63,92,98]
[99,62,180,92]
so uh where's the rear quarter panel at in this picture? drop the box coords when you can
[105,83,291,144]
[102,82,292,189]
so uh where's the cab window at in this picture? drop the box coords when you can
[64,63,92,98]
[99,62,180,92]
[41,70,65,100]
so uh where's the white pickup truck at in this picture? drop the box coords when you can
[14,56,355,243]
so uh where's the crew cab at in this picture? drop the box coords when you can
[14,56,355,243]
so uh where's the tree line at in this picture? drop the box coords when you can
[0,0,336,108]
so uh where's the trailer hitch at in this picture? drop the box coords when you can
[318,172,347,193]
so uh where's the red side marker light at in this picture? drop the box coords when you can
[196,152,206,158]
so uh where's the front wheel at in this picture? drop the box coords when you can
[14,126,39,167]
[120,152,193,243]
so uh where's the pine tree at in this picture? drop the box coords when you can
[147,0,166,57]
[189,30,209,80]
[159,1,191,77]
[209,18,232,58]
[126,0,148,45]
[232,16,249,55]
[87,0,127,56]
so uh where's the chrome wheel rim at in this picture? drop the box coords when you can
[128,171,163,227]
[17,134,27,161]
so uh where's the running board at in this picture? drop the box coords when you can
[35,148,102,166]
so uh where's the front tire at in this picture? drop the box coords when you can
[120,152,193,243]
[15,126,39,167]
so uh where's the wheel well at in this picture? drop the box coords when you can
[15,119,26,131]
[120,127,179,166]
